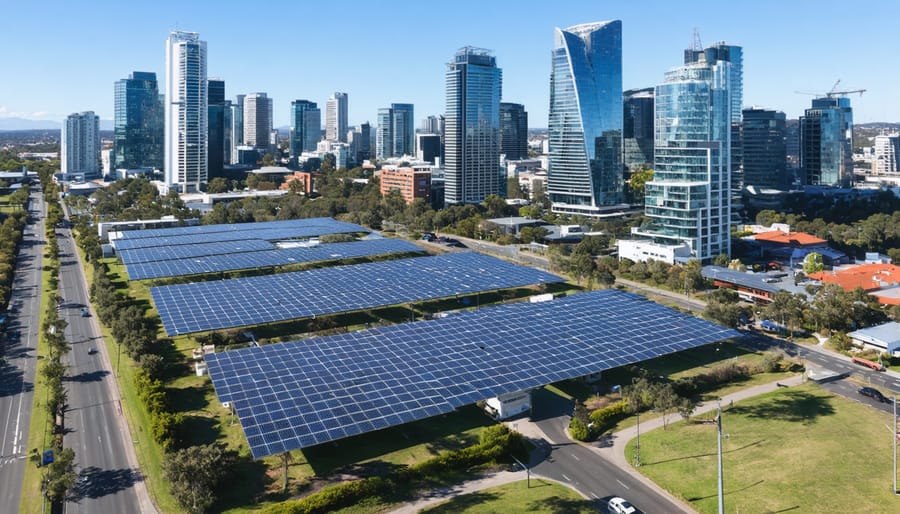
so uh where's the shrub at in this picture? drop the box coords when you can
[569,417,590,441]
[588,400,630,433]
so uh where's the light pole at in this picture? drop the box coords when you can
[511,455,531,488]
[894,396,897,495]
[717,400,725,514]
[634,411,641,467]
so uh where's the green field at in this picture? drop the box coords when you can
[420,479,595,514]
[631,383,898,513]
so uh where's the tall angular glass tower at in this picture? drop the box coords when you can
[114,72,163,171]
[165,31,207,192]
[444,47,502,205]
[548,21,623,216]
[800,97,853,187]
[290,100,321,159]
[632,57,732,261]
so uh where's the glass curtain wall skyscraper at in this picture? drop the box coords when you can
[741,107,786,189]
[632,56,732,261]
[799,96,853,187]
[113,71,163,171]
[165,30,207,192]
[376,103,415,159]
[444,46,502,205]
[499,102,528,160]
[290,100,321,160]
[623,87,654,175]
[207,78,226,177]
[326,92,348,142]
[547,21,623,216]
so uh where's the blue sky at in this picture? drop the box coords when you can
[1,0,896,128]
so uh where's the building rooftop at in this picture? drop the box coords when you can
[808,263,900,300]
[848,322,900,353]
[754,230,826,246]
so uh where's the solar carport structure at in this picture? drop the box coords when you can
[151,252,563,335]
[204,289,740,459]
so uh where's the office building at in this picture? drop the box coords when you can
[326,92,348,142]
[444,46,502,204]
[417,134,442,164]
[165,30,207,192]
[380,166,432,204]
[243,92,272,151]
[500,102,528,160]
[800,96,853,187]
[629,52,733,262]
[421,115,442,135]
[62,111,100,177]
[873,134,900,175]
[741,108,786,189]
[230,94,245,162]
[685,41,743,189]
[290,100,321,160]
[376,103,415,159]
[113,72,163,171]
[208,78,227,177]
[623,87,654,174]
[547,21,623,216]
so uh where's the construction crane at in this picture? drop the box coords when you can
[795,79,866,98]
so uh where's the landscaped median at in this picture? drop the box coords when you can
[630,383,897,513]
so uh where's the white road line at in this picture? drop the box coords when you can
[562,474,571,482]
[590,492,599,499]
[570,453,580,461]
[616,479,630,490]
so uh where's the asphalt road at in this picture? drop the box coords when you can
[55,223,149,513]
[0,189,44,514]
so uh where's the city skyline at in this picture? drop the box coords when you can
[1,0,897,129]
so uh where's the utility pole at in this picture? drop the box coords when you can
[717,401,725,514]
[894,396,897,495]
[511,455,530,488]
[634,411,641,467]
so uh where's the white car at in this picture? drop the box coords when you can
[608,496,637,514]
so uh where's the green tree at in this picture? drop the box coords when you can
[628,168,653,203]
[677,397,696,421]
[653,383,678,429]
[207,177,229,194]
[164,443,238,514]
[43,448,77,503]
[803,252,825,274]
[704,288,745,328]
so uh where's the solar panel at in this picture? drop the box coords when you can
[127,239,425,280]
[204,289,741,459]
[119,239,276,266]
[116,217,360,240]
[151,252,561,335]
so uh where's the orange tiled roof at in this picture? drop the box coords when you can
[808,263,900,300]
[754,230,826,246]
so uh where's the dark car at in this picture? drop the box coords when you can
[80,308,90,317]
[858,386,888,403]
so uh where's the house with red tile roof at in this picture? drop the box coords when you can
[808,263,900,305]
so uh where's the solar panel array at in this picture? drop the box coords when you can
[127,239,425,281]
[151,252,562,335]
[119,239,276,266]
[114,218,368,251]
[204,289,741,458]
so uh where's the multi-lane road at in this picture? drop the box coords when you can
[0,188,45,514]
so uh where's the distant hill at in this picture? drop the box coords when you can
[0,118,114,131]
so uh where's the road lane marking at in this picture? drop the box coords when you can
[590,492,599,499]
[562,474,571,482]
[616,479,630,490]
[570,453,580,461]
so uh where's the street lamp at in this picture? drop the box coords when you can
[716,400,725,514]
[634,411,641,467]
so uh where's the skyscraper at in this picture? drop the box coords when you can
[165,30,207,192]
[623,87,654,174]
[243,93,272,151]
[376,103,415,159]
[421,115,442,135]
[357,122,371,162]
[499,102,528,160]
[800,96,853,187]
[62,111,100,177]
[547,21,623,216]
[113,72,163,171]
[290,100,321,159]
[873,134,900,175]
[208,78,226,177]
[631,54,733,261]
[326,92,348,142]
[741,108,787,189]
[444,46,502,205]
[230,94,245,162]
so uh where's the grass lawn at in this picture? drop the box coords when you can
[631,383,897,513]
[419,479,596,514]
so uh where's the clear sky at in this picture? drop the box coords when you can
[2,0,897,128]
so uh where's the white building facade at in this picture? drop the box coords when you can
[164,31,208,192]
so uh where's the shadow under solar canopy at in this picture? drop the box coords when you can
[204,289,741,459]
[151,252,563,335]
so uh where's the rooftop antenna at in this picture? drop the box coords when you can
[691,28,703,52]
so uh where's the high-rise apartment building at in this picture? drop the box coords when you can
[873,134,900,175]
[623,87,654,174]
[290,100,321,159]
[741,108,787,189]
[207,78,227,177]
[444,46,502,205]
[499,102,528,160]
[421,115,442,135]
[113,72,163,171]
[165,30,207,192]
[62,111,100,177]
[547,21,623,216]
[800,96,853,187]
[326,92,348,142]
[630,54,733,262]
[376,104,415,159]
[243,93,272,151]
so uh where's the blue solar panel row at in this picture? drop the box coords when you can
[151,252,562,336]
[116,217,359,240]
[127,239,425,280]
[204,289,741,458]
[118,239,276,266]
[114,220,368,251]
